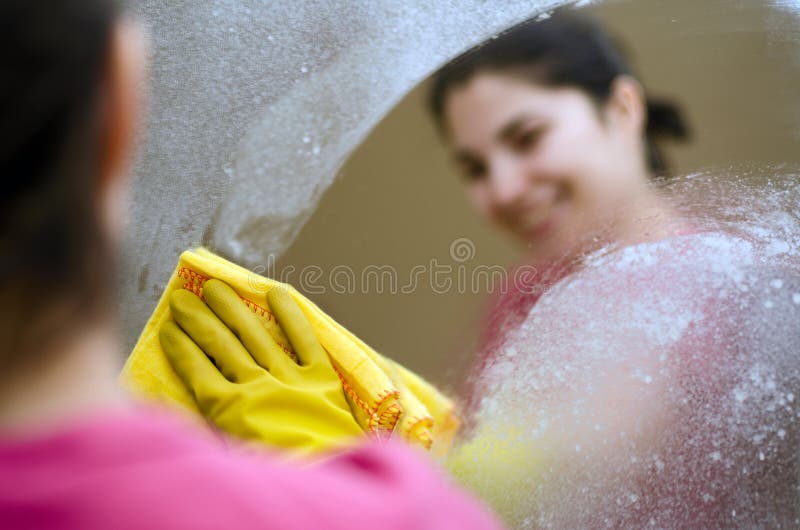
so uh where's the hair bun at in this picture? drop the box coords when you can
[646,98,690,141]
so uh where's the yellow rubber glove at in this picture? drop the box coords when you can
[159,279,363,454]
[445,421,546,527]
[122,248,460,455]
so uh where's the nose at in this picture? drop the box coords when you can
[486,155,528,208]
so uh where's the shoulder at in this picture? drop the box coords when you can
[121,435,498,530]
[0,408,498,530]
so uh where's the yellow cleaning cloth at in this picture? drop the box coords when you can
[121,248,459,454]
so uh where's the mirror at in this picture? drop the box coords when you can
[278,0,800,386]
[276,0,800,526]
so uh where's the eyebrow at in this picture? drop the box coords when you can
[497,114,541,142]
[452,113,542,165]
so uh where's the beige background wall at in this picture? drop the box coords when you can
[277,0,800,394]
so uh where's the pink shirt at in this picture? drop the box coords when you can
[0,407,500,530]
[471,230,700,400]
[461,259,573,409]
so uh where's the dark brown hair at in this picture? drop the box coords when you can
[0,0,120,367]
[429,11,689,177]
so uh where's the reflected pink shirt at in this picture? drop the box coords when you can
[470,230,699,404]
[0,407,501,530]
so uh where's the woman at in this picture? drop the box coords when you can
[430,12,800,528]
[0,2,500,529]
[428,11,691,395]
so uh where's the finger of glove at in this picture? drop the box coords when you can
[202,279,294,378]
[159,320,231,404]
[169,289,262,383]
[267,287,329,368]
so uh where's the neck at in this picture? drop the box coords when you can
[527,185,690,267]
[614,186,690,248]
[0,321,128,435]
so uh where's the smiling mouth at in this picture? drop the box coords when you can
[525,209,559,239]
[521,189,568,239]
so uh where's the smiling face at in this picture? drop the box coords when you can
[444,72,652,261]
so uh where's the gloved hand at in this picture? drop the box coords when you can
[159,279,364,454]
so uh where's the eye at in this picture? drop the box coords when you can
[454,154,488,182]
[459,161,487,182]
[511,126,546,153]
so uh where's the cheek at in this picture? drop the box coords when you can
[531,129,600,199]
[542,126,615,195]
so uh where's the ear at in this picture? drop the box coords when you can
[96,19,147,240]
[98,19,147,188]
[604,75,646,136]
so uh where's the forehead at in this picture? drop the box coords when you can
[443,72,592,148]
